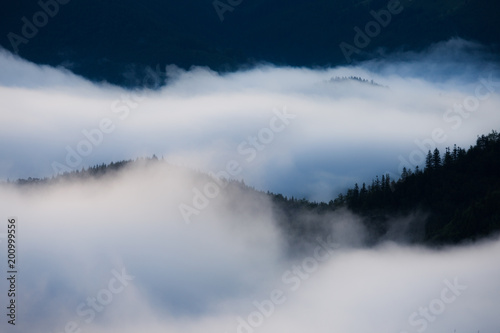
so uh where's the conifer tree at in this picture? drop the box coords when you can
[432,148,442,168]
[425,150,433,171]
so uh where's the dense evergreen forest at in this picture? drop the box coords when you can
[6,130,500,247]
[264,130,500,247]
[332,130,500,244]
[268,130,500,246]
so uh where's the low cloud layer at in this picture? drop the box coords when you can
[1,38,500,201]
[0,39,499,332]
[0,161,498,333]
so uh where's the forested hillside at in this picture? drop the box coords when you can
[7,131,500,247]
[331,130,500,244]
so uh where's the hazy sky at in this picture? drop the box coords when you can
[1,38,500,201]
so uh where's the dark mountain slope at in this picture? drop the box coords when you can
[1,0,499,86]
[6,130,500,248]
[334,130,500,245]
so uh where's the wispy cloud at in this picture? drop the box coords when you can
[0,38,499,203]
[0,160,499,333]
[2,36,500,329]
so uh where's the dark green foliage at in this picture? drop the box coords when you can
[329,77,387,88]
[12,158,140,185]
[336,130,500,245]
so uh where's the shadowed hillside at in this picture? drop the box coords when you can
[7,130,500,248]
[1,0,499,86]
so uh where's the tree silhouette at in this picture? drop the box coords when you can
[432,148,442,169]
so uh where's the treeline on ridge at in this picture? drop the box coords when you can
[6,131,500,247]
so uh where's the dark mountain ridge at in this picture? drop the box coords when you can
[1,0,499,86]
[5,130,500,248]
[332,130,500,245]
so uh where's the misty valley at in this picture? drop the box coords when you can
[1,1,500,330]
